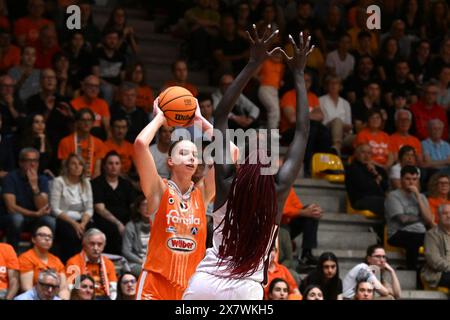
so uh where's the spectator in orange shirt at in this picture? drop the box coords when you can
[66,228,118,300]
[354,108,394,171]
[162,59,199,97]
[13,0,53,48]
[389,109,422,164]
[427,173,450,224]
[264,246,301,300]
[125,62,154,113]
[0,29,21,73]
[104,116,135,174]
[257,50,284,130]
[0,242,20,300]
[34,25,60,70]
[57,108,106,179]
[267,278,289,300]
[280,71,332,176]
[18,225,69,299]
[71,75,111,140]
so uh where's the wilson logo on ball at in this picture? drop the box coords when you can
[175,114,193,121]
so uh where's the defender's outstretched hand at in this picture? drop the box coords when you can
[246,24,280,64]
[279,31,315,71]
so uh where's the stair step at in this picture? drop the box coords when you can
[296,194,344,213]
[400,290,448,300]
[316,230,378,250]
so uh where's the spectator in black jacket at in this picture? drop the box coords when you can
[346,143,389,217]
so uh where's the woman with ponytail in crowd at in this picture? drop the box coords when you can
[183,25,313,300]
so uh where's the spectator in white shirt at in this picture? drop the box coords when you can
[325,33,355,81]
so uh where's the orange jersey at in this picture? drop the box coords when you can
[14,18,53,47]
[66,252,117,297]
[389,133,422,157]
[0,243,19,291]
[136,85,154,113]
[142,181,206,297]
[280,89,320,133]
[281,187,303,225]
[354,128,390,165]
[104,139,135,173]
[259,58,285,89]
[71,96,110,128]
[18,249,65,285]
[264,261,300,299]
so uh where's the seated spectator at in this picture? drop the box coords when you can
[69,0,101,49]
[389,145,421,190]
[0,29,21,73]
[325,33,355,81]
[410,81,448,141]
[18,113,56,176]
[104,117,135,175]
[421,119,450,175]
[343,55,378,105]
[25,68,74,151]
[57,109,106,179]
[14,269,61,300]
[122,195,150,277]
[162,59,199,97]
[50,154,93,263]
[425,1,449,53]
[211,14,249,79]
[281,187,321,266]
[0,75,26,135]
[255,3,285,43]
[18,225,69,299]
[409,40,432,85]
[352,81,386,134]
[149,125,173,179]
[71,75,110,140]
[383,59,418,108]
[353,281,374,300]
[63,31,96,92]
[69,274,95,300]
[389,109,422,162]
[276,227,296,278]
[319,75,353,155]
[92,151,137,255]
[66,228,118,300]
[125,62,153,113]
[2,147,54,250]
[0,113,16,180]
[115,272,136,300]
[265,246,301,300]
[8,46,40,104]
[300,252,342,300]
[354,109,394,170]
[110,82,150,143]
[257,50,284,130]
[421,203,450,290]
[380,20,417,59]
[235,2,252,40]
[0,242,19,300]
[385,166,435,269]
[351,30,375,61]
[342,244,398,299]
[267,278,289,301]
[376,37,400,82]
[34,25,60,70]
[384,90,408,134]
[212,74,259,130]
[436,66,450,110]
[52,52,74,99]
[184,0,220,69]
[279,72,332,175]
[303,285,324,300]
[13,0,53,48]
[92,29,126,105]
[427,173,450,224]
[102,6,139,57]
[319,5,345,53]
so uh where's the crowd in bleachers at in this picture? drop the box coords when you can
[0,0,450,300]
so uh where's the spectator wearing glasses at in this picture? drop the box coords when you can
[116,272,136,300]
[69,274,95,300]
[426,173,450,224]
[342,244,400,300]
[2,147,54,250]
[18,225,69,299]
[14,269,61,300]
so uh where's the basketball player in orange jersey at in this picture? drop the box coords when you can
[133,94,238,300]
[183,26,314,299]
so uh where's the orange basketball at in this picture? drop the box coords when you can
[158,86,197,127]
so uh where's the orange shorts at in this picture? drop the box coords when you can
[136,270,185,300]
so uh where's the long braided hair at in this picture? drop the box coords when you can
[217,151,278,279]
